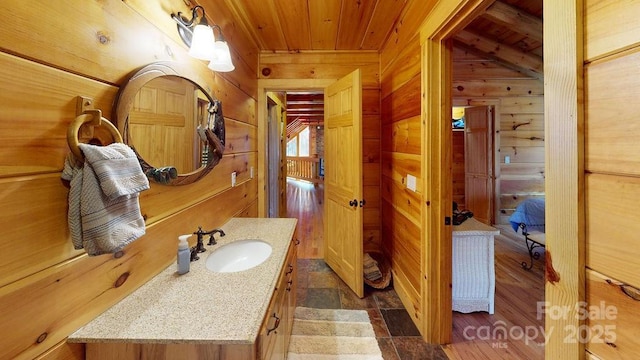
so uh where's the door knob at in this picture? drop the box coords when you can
[349,199,358,207]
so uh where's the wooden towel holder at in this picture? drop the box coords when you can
[67,96,123,162]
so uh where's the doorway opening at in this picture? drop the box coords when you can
[443,1,545,357]
[266,90,326,259]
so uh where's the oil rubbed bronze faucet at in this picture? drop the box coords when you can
[207,228,226,245]
[190,226,226,261]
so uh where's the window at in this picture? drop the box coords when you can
[286,137,297,156]
[299,127,310,157]
[287,126,311,157]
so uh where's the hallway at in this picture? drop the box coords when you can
[286,179,544,359]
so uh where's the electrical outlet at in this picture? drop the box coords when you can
[231,171,237,187]
[505,155,511,164]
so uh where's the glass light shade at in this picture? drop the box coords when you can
[188,25,215,60]
[208,40,235,72]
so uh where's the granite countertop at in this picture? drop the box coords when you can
[68,217,297,345]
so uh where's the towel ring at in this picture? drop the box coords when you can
[67,109,123,162]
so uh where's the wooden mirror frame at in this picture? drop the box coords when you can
[114,61,224,186]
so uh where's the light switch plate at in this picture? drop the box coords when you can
[250,166,254,179]
[505,155,511,164]
[231,171,237,187]
[407,174,417,192]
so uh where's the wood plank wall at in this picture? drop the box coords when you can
[379,0,439,331]
[452,46,545,224]
[0,1,259,359]
[258,51,382,251]
[584,0,640,358]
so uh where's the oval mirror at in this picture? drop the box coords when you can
[114,61,225,185]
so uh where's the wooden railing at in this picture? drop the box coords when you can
[287,156,323,184]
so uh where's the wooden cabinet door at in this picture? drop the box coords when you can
[323,69,364,298]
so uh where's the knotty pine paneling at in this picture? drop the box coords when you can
[363,139,381,163]
[381,175,421,225]
[586,173,640,288]
[381,115,421,155]
[500,163,546,180]
[500,113,544,131]
[222,119,258,153]
[380,38,421,99]
[140,153,257,224]
[586,269,640,359]
[499,147,545,164]
[500,130,545,147]
[586,48,640,176]
[381,200,421,313]
[0,52,118,178]
[259,51,380,88]
[259,62,380,89]
[0,0,260,359]
[380,0,438,71]
[0,0,195,86]
[362,114,381,139]
[381,74,421,125]
[585,0,640,61]
[381,152,422,187]
[335,1,378,50]
[452,79,544,97]
[453,60,530,79]
[500,96,544,113]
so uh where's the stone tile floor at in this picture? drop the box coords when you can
[296,259,449,360]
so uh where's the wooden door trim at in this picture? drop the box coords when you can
[543,1,585,359]
[418,0,502,344]
[421,2,585,359]
[257,79,332,217]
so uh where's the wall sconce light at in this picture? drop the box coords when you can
[171,5,235,72]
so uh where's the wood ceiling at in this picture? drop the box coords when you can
[215,0,542,124]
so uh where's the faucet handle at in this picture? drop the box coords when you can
[207,228,225,245]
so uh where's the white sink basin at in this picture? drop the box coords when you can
[205,239,272,273]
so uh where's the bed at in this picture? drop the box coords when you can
[509,198,546,270]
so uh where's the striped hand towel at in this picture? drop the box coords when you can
[62,143,149,256]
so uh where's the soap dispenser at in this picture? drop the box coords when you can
[177,234,192,275]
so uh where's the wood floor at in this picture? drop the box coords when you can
[286,179,544,359]
[443,225,545,360]
[286,178,324,259]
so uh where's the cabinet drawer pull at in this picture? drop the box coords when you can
[285,264,294,275]
[266,313,280,335]
[295,238,300,245]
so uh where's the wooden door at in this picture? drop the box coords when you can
[464,106,494,225]
[129,76,196,174]
[323,69,364,298]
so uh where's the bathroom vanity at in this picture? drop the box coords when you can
[68,217,298,360]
